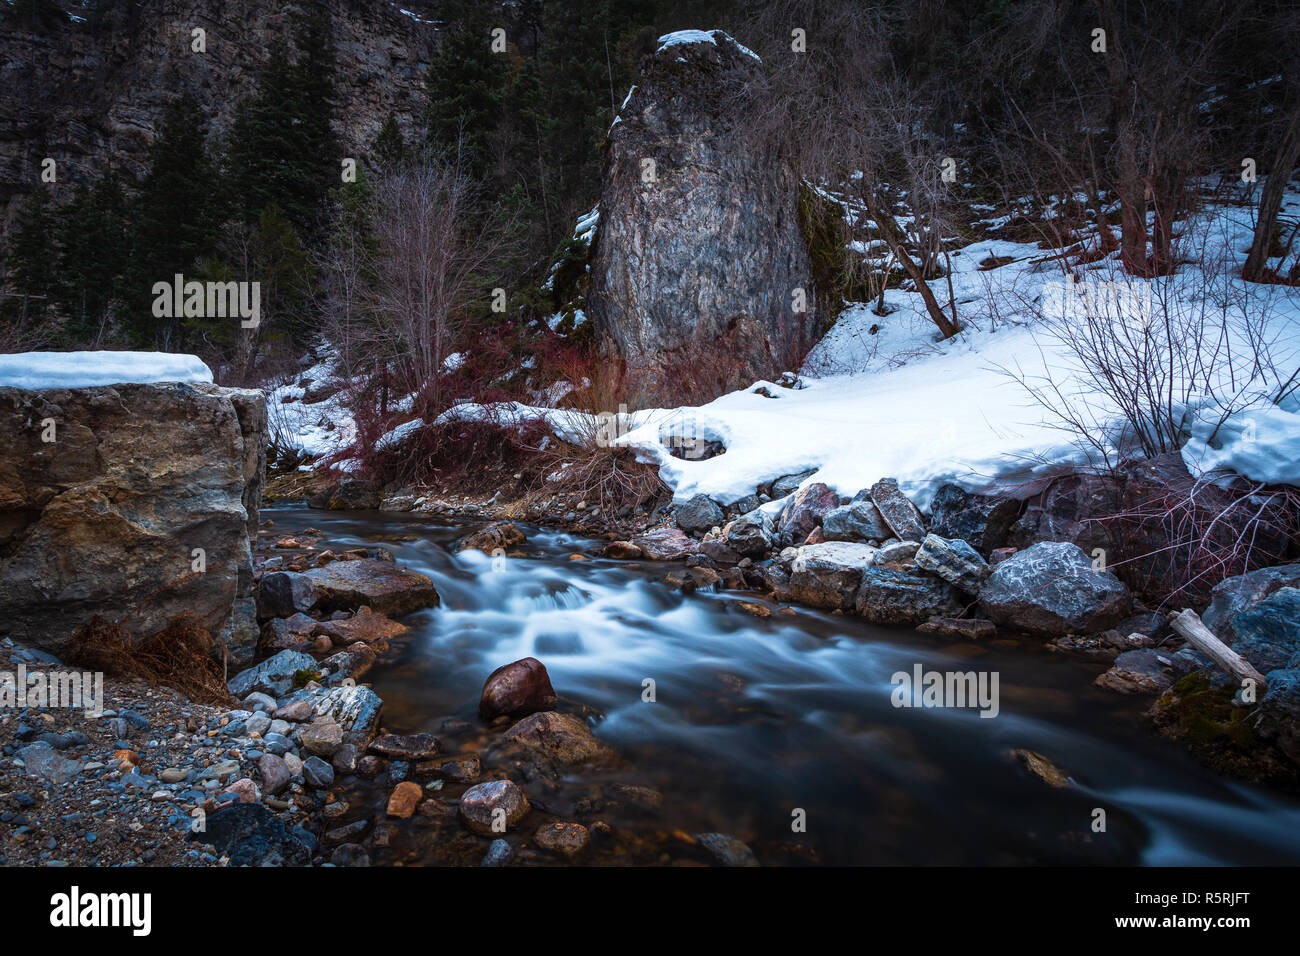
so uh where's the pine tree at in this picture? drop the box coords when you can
[55,173,130,344]
[423,6,510,181]
[372,112,408,167]
[1,190,59,334]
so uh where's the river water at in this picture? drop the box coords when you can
[267,504,1300,866]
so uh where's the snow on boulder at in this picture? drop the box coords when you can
[0,351,213,389]
[977,541,1131,637]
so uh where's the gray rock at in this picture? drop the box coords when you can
[977,541,1131,637]
[676,494,725,534]
[776,482,839,547]
[914,534,991,594]
[868,478,927,541]
[257,754,290,795]
[481,838,515,867]
[261,733,293,757]
[927,484,1021,553]
[630,527,696,561]
[1094,649,1176,694]
[854,567,964,625]
[298,718,345,758]
[330,843,371,867]
[243,692,277,713]
[874,540,921,565]
[331,743,359,774]
[1204,565,1300,647]
[1230,588,1300,674]
[1260,668,1300,763]
[16,742,82,784]
[227,649,317,699]
[255,571,318,619]
[788,542,878,610]
[771,470,818,498]
[279,684,384,746]
[721,509,775,558]
[302,756,335,789]
[694,832,759,867]
[822,495,891,542]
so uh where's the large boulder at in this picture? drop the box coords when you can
[279,684,384,746]
[775,482,839,547]
[868,478,927,542]
[977,542,1131,637]
[0,382,265,663]
[1203,565,1300,647]
[1229,588,1300,674]
[227,649,318,699]
[256,571,318,619]
[927,484,1021,553]
[499,711,615,770]
[631,527,695,561]
[720,508,775,558]
[788,542,877,610]
[854,567,964,625]
[822,493,891,543]
[302,559,439,616]
[587,31,820,402]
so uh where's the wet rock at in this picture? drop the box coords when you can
[1094,649,1177,694]
[676,495,725,534]
[719,508,775,559]
[822,493,891,543]
[1260,669,1300,764]
[1204,565,1300,646]
[417,754,481,783]
[227,649,317,699]
[868,478,927,542]
[369,732,441,761]
[663,566,722,593]
[257,754,290,795]
[788,542,878,610]
[308,478,381,511]
[298,717,345,758]
[854,568,963,625]
[386,780,423,819]
[977,542,1131,637]
[916,617,997,640]
[195,802,311,866]
[313,607,409,646]
[331,743,359,774]
[479,657,558,721]
[456,521,527,555]
[1009,749,1071,788]
[694,832,759,867]
[603,541,644,559]
[459,779,530,835]
[256,571,318,619]
[1229,588,1300,673]
[301,559,439,617]
[321,643,377,686]
[302,756,335,789]
[775,482,839,548]
[927,484,1021,553]
[501,711,614,769]
[631,528,695,561]
[481,838,514,867]
[330,843,371,867]
[914,534,990,594]
[533,822,590,859]
[260,612,318,651]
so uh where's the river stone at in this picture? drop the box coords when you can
[459,779,530,835]
[914,534,991,594]
[260,612,318,651]
[869,478,927,541]
[322,643,377,686]
[227,649,317,698]
[307,478,380,510]
[257,754,290,795]
[776,482,839,547]
[330,844,371,867]
[302,756,335,789]
[332,743,359,774]
[875,539,921,566]
[501,711,613,768]
[1260,669,1300,764]
[386,781,423,819]
[631,527,695,561]
[534,822,590,859]
[281,684,384,745]
[298,717,345,757]
[481,838,515,867]
[302,560,439,616]
[694,832,759,867]
[313,607,409,646]
[721,508,775,558]
[822,493,891,542]
[1203,565,1300,647]
[455,521,526,555]
[977,541,1131,637]
[916,617,998,640]
[676,495,725,534]
[369,732,441,761]
[788,542,878,610]
[418,754,481,783]
[256,571,318,619]
[1229,588,1300,674]
[927,484,1021,553]
[0,383,265,665]
[854,567,963,625]
[480,657,558,721]
[587,31,818,401]
[603,540,644,559]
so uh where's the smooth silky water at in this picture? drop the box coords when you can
[266,504,1300,866]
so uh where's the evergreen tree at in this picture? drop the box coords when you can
[1,190,59,334]
[372,112,408,167]
[55,174,130,343]
[423,5,510,181]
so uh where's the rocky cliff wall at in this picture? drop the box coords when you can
[0,381,267,663]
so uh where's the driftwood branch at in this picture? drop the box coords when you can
[1168,608,1268,693]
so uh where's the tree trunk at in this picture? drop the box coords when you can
[865,191,961,338]
[1242,101,1300,282]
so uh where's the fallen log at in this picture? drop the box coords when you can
[1168,608,1269,693]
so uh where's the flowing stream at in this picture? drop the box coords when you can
[267,504,1300,866]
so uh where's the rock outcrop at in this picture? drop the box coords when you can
[588,30,820,401]
[0,382,266,661]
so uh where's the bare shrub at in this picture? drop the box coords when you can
[64,615,233,706]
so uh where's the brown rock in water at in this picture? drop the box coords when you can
[0,382,265,663]
[314,606,409,646]
[533,822,590,859]
[631,527,695,561]
[603,540,644,559]
[480,657,558,721]
[456,521,526,554]
[386,781,423,819]
[302,559,439,616]
[1009,749,1071,788]
[501,711,613,768]
[369,732,441,761]
[459,779,530,835]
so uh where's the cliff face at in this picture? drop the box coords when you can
[0,382,267,663]
[587,31,819,403]
[0,0,440,242]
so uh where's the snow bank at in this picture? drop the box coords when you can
[656,29,761,61]
[0,351,214,389]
